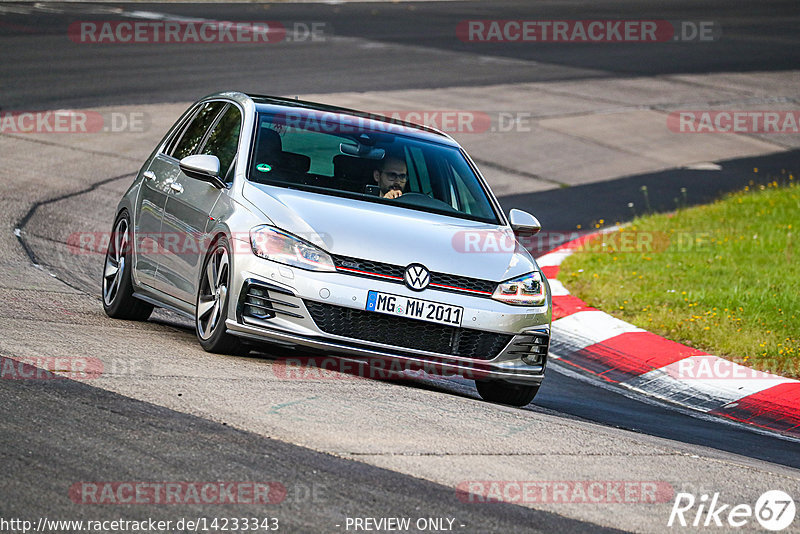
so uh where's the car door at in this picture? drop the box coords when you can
[159,102,242,304]
[133,106,202,288]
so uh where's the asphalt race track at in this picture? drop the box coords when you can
[1,2,800,533]
[3,1,800,109]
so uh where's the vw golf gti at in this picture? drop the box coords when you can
[102,91,552,406]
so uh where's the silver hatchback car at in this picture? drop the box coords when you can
[102,91,551,406]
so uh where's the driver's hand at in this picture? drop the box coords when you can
[383,190,403,199]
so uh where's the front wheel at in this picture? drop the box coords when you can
[475,380,539,407]
[196,237,244,354]
[102,211,154,321]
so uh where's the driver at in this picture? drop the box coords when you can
[373,155,408,199]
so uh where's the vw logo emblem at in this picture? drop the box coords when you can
[404,263,430,291]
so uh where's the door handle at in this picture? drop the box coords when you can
[170,182,184,194]
[143,171,156,181]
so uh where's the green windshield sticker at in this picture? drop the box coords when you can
[256,163,272,172]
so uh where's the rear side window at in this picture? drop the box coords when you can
[170,101,226,160]
[200,105,242,181]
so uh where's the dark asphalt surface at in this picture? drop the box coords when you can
[3,1,800,531]
[0,367,623,533]
[1,0,799,109]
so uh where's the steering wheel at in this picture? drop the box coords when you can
[394,192,457,211]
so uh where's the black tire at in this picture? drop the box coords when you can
[475,380,539,407]
[195,236,244,354]
[102,210,154,321]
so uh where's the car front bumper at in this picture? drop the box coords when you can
[225,248,551,386]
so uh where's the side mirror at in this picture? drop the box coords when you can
[509,208,542,235]
[179,154,225,188]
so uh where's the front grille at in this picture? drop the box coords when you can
[304,300,512,360]
[332,255,496,296]
[334,256,405,279]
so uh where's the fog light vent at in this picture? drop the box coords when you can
[244,287,275,320]
[508,334,550,366]
[238,279,303,323]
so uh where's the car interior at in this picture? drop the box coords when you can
[247,117,498,223]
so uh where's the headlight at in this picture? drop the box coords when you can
[250,225,335,272]
[492,271,546,306]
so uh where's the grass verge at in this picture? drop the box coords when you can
[559,175,799,378]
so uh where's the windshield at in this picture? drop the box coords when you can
[247,111,500,223]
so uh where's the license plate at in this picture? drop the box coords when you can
[366,291,463,327]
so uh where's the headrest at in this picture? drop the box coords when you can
[280,152,311,173]
[333,155,376,180]
[254,128,282,164]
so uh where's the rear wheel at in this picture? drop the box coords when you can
[196,237,244,354]
[475,380,539,407]
[102,211,154,320]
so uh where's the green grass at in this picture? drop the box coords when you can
[559,175,800,378]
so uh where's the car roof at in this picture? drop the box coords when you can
[207,91,461,147]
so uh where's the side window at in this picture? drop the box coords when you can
[170,101,226,160]
[163,105,200,156]
[200,105,242,182]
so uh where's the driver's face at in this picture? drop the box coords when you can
[374,158,408,195]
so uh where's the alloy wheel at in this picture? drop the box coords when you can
[197,245,230,340]
[103,217,129,307]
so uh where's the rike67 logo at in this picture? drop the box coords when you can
[668,490,795,531]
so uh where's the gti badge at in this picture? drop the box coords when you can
[404,264,430,291]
